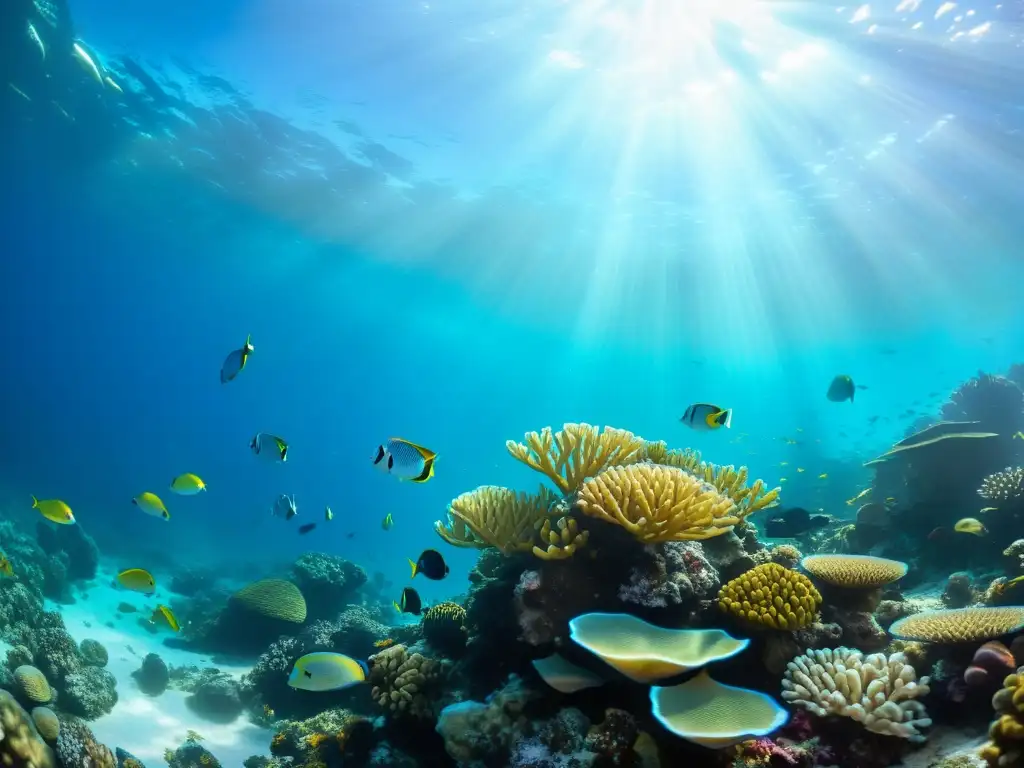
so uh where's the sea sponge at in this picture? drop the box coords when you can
[230,579,307,623]
[507,424,647,495]
[717,563,822,631]
[979,467,1024,502]
[575,464,742,543]
[434,485,564,554]
[781,647,932,741]
[568,612,749,683]
[650,670,789,749]
[14,665,51,704]
[800,554,908,589]
[368,644,441,719]
[0,690,55,767]
[979,665,1024,766]
[422,602,468,657]
[30,708,58,742]
[889,607,1024,643]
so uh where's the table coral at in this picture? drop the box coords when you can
[368,644,441,719]
[718,563,822,631]
[890,607,1024,643]
[781,647,931,741]
[800,555,907,589]
[979,665,1024,767]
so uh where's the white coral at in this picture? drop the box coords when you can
[781,647,932,742]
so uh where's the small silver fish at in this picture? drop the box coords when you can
[272,494,297,520]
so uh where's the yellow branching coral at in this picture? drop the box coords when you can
[980,665,1024,766]
[434,485,556,552]
[646,446,780,515]
[533,516,589,560]
[890,607,1024,643]
[718,563,821,630]
[506,424,646,495]
[575,464,742,542]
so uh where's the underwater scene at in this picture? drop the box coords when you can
[2,0,1024,766]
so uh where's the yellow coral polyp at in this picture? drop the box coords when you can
[982,667,1024,766]
[718,563,821,630]
[533,516,589,560]
[645,445,780,515]
[307,732,329,749]
[575,463,743,542]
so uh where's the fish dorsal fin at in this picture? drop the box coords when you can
[392,438,436,460]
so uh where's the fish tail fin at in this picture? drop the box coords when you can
[358,660,370,678]
[245,333,253,350]
[716,409,733,428]
[408,559,418,578]
[411,455,437,483]
[30,495,38,509]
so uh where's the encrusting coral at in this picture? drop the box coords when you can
[368,644,441,719]
[889,607,1024,643]
[781,647,932,741]
[575,464,744,542]
[717,563,822,630]
[979,467,1024,502]
[979,665,1024,767]
[506,423,647,495]
[13,665,51,704]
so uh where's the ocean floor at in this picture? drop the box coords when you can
[50,566,272,765]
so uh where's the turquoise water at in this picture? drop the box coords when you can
[2,0,1024,642]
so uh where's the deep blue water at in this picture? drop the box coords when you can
[2,0,1024,606]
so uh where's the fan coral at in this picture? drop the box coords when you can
[423,602,468,657]
[0,690,54,768]
[781,647,932,741]
[979,665,1024,767]
[368,644,441,719]
[979,467,1024,502]
[800,554,907,589]
[718,563,822,631]
[14,665,51,704]
[231,579,307,623]
[890,607,1024,643]
[506,423,647,495]
[575,464,743,542]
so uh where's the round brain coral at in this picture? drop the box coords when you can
[890,607,1024,643]
[30,707,59,742]
[14,666,51,704]
[800,554,907,589]
[231,579,307,623]
[718,563,821,630]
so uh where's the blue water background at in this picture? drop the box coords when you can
[2,0,1024,608]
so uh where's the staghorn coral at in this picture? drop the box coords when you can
[368,644,441,719]
[890,607,1024,643]
[231,579,307,623]
[979,665,1024,767]
[575,463,743,542]
[718,563,822,631]
[644,445,780,515]
[0,690,54,767]
[781,647,932,741]
[13,666,51,704]
[979,467,1024,502]
[422,602,468,657]
[506,424,647,495]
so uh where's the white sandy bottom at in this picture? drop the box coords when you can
[50,571,272,765]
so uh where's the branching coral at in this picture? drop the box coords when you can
[979,467,1024,502]
[506,424,646,495]
[575,463,743,542]
[642,446,780,515]
[435,485,557,551]
[979,665,1024,766]
[781,647,932,741]
[718,563,822,630]
[368,644,441,719]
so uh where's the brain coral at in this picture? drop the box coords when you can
[889,607,1024,643]
[368,644,441,719]
[14,665,51,704]
[781,647,931,741]
[718,563,821,630]
[30,707,59,742]
[979,665,1024,767]
[0,690,54,767]
[800,554,908,588]
[231,579,307,623]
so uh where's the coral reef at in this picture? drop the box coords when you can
[890,607,1024,643]
[368,644,442,720]
[13,666,51,705]
[79,639,108,668]
[979,664,1024,767]
[54,715,115,768]
[290,553,367,622]
[185,672,243,723]
[61,666,118,719]
[422,602,468,658]
[718,563,822,630]
[30,707,59,743]
[0,689,54,767]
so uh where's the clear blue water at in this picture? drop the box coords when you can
[2,0,1024,608]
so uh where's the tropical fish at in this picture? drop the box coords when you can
[220,334,254,383]
[394,586,422,615]
[783,438,798,445]
[779,477,788,483]
[818,473,828,480]
[779,462,789,467]
[272,494,298,520]
[763,507,830,538]
[118,568,156,594]
[372,438,437,483]
[381,513,394,531]
[846,488,872,506]
[169,473,206,495]
[324,506,334,522]
[133,492,170,520]
[796,468,805,473]
[1015,432,1024,440]
[409,549,449,580]
[681,403,733,431]
[373,638,394,649]
[71,42,103,85]
[27,22,45,59]
[954,517,987,536]
[0,557,13,578]
[31,496,75,525]
[288,652,368,692]
[298,523,317,535]
[826,375,867,403]
[927,526,945,541]
[151,604,180,632]
[251,432,288,462]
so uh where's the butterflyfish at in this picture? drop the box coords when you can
[288,652,368,692]
[220,334,254,383]
[133,492,170,520]
[954,517,987,536]
[409,549,449,580]
[169,473,206,495]
[272,494,298,520]
[31,496,75,525]
[118,568,156,594]
[151,604,180,632]
[381,512,394,531]
[394,587,422,615]
[251,432,288,462]
[681,403,733,431]
[372,438,437,483]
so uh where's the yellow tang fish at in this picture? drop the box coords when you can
[818,473,828,480]
[133,492,170,520]
[169,473,206,496]
[0,556,13,578]
[117,568,156,594]
[381,512,394,531]
[32,496,75,525]
[151,604,180,632]
[953,517,987,536]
